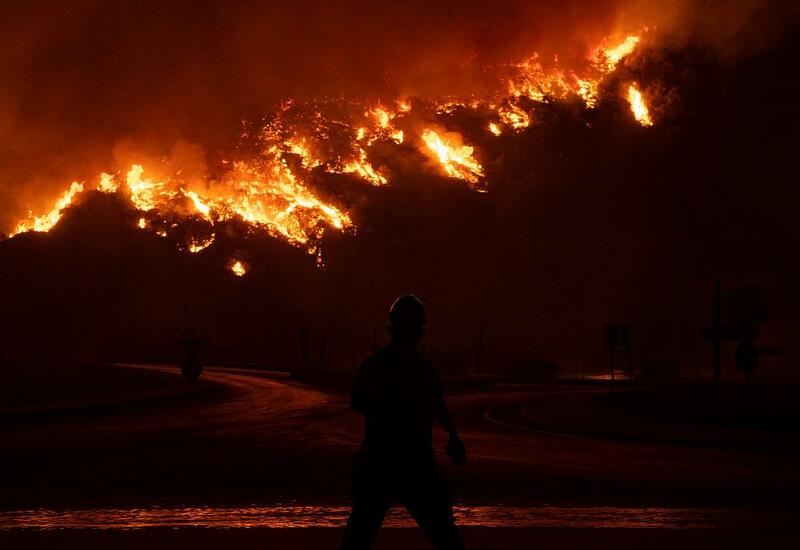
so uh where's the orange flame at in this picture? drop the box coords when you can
[498,103,531,130]
[97,172,119,193]
[126,164,170,212]
[188,234,215,253]
[284,136,322,169]
[6,29,656,268]
[10,181,84,236]
[598,36,641,72]
[343,147,388,186]
[182,189,212,218]
[627,83,653,127]
[229,259,247,277]
[18,158,355,259]
[421,129,484,187]
[502,33,645,122]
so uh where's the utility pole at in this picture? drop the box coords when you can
[610,346,615,383]
[299,327,309,370]
[476,322,485,377]
[320,329,326,371]
[351,328,356,371]
[713,281,722,382]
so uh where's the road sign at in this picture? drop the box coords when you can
[605,324,631,382]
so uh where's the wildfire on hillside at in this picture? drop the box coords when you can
[6,32,657,272]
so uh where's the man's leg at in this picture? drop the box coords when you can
[403,468,466,550]
[338,462,394,550]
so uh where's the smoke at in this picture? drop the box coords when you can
[0,0,796,231]
[639,0,800,58]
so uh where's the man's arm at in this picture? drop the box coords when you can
[350,363,369,414]
[434,397,459,438]
[434,396,467,466]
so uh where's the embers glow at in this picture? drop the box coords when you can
[187,234,215,253]
[343,147,388,186]
[284,137,322,169]
[627,83,653,127]
[229,260,247,277]
[369,107,391,129]
[498,104,531,130]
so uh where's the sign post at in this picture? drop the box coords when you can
[702,282,760,381]
[713,282,721,381]
[605,324,631,382]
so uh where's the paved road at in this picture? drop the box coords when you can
[1,363,798,512]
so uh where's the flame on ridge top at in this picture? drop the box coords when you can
[6,31,656,269]
[10,181,84,236]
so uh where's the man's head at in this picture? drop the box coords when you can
[388,294,426,346]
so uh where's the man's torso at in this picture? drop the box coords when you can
[352,345,443,467]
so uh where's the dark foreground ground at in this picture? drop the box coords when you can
[1,363,798,548]
[4,527,799,550]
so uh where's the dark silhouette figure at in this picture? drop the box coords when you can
[339,294,467,550]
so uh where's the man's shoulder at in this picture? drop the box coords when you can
[358,345,392,374]
[364,344,399,363]
[362,345,432,364]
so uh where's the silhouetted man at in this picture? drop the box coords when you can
[339,294,467,550]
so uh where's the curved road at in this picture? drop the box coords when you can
[2,364,798,510]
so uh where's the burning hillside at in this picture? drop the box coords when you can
[5,31,657,270]
[1,7,797,372]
